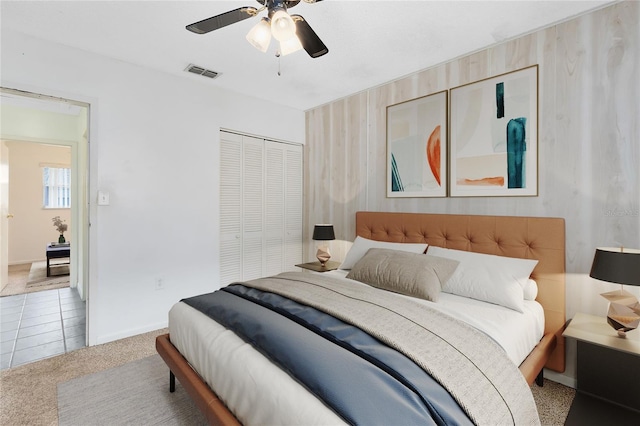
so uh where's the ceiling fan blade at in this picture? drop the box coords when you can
[186,7,258,34]
[292,15,328,58]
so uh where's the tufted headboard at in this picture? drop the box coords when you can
[355,211,566,373]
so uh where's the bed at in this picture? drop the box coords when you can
[156,211,566,425]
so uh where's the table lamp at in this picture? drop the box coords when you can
[312,224,335,267]
[589,247,640,337]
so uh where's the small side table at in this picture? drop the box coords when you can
[46,244,71,277]
[563,312,640,425]
[295,261,340,273]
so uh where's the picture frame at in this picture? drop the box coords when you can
[386,90,448,198]
[449,65,538,197]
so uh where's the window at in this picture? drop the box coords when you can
[43,167,71,208]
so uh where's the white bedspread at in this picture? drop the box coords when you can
[169,272,544,424]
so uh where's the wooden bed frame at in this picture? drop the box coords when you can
[156,212,566,425]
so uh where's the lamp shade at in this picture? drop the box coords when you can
[246,17,272,52]
[279,35,303,56]
[270,9,296,42]
[312,224,335,241]
[590,247,640,286]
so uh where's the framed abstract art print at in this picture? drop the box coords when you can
[449,65,538,197]
[386,90,448,198]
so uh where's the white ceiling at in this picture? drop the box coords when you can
[1,0,615,111]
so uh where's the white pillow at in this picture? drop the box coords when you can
[427,246,538,312]
[523,279,538,301]
[339,236,428,270]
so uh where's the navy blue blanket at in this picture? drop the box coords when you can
[183,284,473,426]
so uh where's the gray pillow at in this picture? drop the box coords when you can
[346,248,460,302]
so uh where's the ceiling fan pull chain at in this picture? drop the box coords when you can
[276,50,282,76]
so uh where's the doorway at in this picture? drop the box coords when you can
[0,88,89,369]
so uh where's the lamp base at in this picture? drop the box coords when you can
[617,329,629,338]
[601,290,640,338]
[316,246,331,267]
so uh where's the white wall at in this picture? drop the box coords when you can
[1,30,305,345]
[5,141,72,264]
[2,103,81,141]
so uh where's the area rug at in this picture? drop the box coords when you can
[57,354,207,425]
[26,260,70,290]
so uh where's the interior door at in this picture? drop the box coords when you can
[0,141,9,289]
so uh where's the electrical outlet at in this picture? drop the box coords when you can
[155,278,164,291]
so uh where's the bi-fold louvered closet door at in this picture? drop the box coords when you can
[219,130,303,286]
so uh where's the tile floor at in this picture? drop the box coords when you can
[0,287,86,370]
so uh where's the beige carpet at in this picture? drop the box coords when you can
[1,324,575,425]
[532,378,576,425]
[0,263,30,297]
[0,328,168,426]
[0,261,71,297]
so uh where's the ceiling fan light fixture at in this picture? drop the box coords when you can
[270,9,296,42]
[186,1,327,59]
[246,17,272,52]
[279,35,303,56]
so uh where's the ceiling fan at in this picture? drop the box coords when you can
[186,0,328,58]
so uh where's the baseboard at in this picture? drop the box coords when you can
[544,369,576,388]
[92,321,168,346]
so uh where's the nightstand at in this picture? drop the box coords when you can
[563,312,640,425]
[295,261,340,272]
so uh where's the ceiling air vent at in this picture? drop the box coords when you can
[185,64,220,79]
